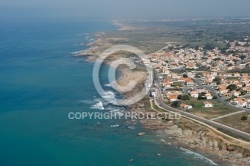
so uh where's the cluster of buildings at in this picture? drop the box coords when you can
[231,97,250,108]
[159,72,215,109]
[148,40,250,72]
[147,40,250,110]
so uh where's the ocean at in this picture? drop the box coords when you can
[0,19,220,166]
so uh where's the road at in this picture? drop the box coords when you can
[153,70,250,140]
[193,78,227,104]
[211,110,246,121]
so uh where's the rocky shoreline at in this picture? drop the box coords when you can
[75,21,250,166]
[129,99,250,166]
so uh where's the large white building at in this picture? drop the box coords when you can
[203,101,213,108]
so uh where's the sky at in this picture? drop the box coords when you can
[1,0,250,19]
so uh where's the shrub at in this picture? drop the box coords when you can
[240,115,248,121]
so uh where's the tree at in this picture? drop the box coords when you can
[240,90,247,96]
[183,74,188,78]
[213,77,222,85]
[198,93,206,100]
[221,47,228,54]
[240,55,246,60]
[240,115,248,121]
[227,84,237,91]
[171,101,181,108]
[244,42,249,47]
[169,46,173,50]
[178,94,190,100]
[204,43,215,50]
[235,42,240,46]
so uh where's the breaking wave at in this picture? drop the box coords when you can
[180,147,218,165]
[104,84,111,87]
[90,101,105,110]
[102,91,116,99]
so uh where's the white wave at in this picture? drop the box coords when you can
[77,33,89,36]
[75,58,85,62]
[104,84,111,87]
[90,101,104,110]
[71,51,80,54]
[80,97,109,105]
[111,124,119,128]
[110,108,124,117]
[180,147,218,165]
[127,126,135,129]
[109,108,124,112]
[71,51,83,56]
[79,100,96,104]
[160,139,166,143]
[103,106,114,110]
[102,91,116,99]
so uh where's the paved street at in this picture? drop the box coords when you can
[153,70,250,140]
[211,110,246,121]
[193,78,250,112]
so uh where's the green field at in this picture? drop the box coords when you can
[182,99,236,119]
[215,112,250,133]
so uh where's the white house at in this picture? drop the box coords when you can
[180,103,193,110]
[186,80,195,87]
[187,72,195,78]
[203,101,213,108]
[232,90,240,97]
[190,91,199,98]
[205,93,213,100]
[233,98,247,108]
[243,87,250,94]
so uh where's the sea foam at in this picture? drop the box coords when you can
[90,101,105,110]
[102,91,116,99]
[180,147,218,165]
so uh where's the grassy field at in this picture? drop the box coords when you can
[182,99,236,119]
[172,82,183,88]
[244,95,250,99]
[215,112,250,133]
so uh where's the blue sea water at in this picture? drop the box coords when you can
[0,19,220,166]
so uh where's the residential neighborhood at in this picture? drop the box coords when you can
[147,40,250,123]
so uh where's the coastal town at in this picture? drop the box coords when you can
[3,0,250,166]
[74,18,250,165]
[146,39,250,134]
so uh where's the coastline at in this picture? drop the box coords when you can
[76,20,250,166]
[129,98,250,165]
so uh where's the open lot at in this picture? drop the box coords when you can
[215,112,250,133]
[182,99,236,119]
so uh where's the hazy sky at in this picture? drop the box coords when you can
[1,0,250,19]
